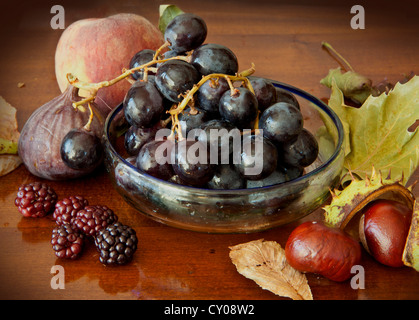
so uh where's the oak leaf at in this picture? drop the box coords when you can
[229,239,313,300]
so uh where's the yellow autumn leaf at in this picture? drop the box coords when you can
[403,199,419,272]
[0,96,20,154]
[319,76,419,185]
[229,239,313,300]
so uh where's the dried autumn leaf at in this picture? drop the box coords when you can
[320,76,419,185]
[229,239,313,300]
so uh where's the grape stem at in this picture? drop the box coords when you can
[153,40,170,60]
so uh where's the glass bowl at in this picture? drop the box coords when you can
[102,79,344,233]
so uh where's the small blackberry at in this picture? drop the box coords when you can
[15,182,57,218]
[73,205,118,237]
[51,224,84,259]
[53,196,89,226]
[95,222,138,265]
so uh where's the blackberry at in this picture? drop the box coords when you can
[53,196,89,226]
[95,222,138,265]
[73,205,118,237]
[15,182,57,218]
[51,224,84,259]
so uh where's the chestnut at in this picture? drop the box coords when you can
[359,199,412,267]
[285,221,362,282]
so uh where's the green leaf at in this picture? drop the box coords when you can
[158,4,184,33]
[323,79,352,156]
[325,75,419,185]
[320,67,372,104]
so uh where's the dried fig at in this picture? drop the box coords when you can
[18,85,104,180]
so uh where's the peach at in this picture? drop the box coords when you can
[55,13,164,116]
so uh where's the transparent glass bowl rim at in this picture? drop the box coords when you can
[104,78,344,195]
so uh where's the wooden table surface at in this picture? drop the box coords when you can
[0,0,418,300]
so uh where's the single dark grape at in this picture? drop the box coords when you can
[60,129,103,171]
[155,60,200,103]
[281,128,319,168]
[275,87,300,110]
[250,78,277,112]
[190,43,238,75]
[172,139,214,187]
[197,119,239,164]
[164,13,207,53]
[258,102,303,145]
[123,81,164,128]
[136,140,174,180]
[124,125,158,156]
[178,106,211,135]
[196,77,229,116]
[219,87,258,130]
[207,164,245,190]
[129,49,156,80]
[235,134,278,181]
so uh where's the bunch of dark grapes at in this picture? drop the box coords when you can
[122,12,319,190]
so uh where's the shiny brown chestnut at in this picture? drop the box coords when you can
[359,199,412,267]
[285,221,362,282]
